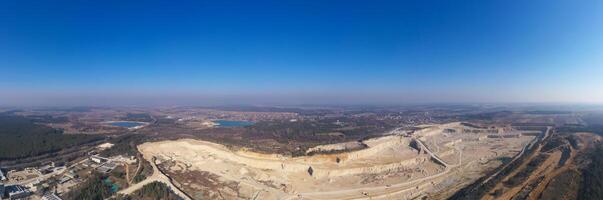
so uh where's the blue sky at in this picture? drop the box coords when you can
[1,0,602,106]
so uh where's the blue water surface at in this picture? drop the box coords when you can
[109,121,145,128]
[103,178,120,193]
[213,120,254,127]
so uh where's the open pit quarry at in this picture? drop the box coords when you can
[135,122,537,200]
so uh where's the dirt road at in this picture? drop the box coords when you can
[117,157,191,200]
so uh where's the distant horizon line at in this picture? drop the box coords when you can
[2,102,603,109]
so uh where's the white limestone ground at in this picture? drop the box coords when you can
[134,122,536,200]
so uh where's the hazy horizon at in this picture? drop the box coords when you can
[2,0,603,106]
[3,92,603,108]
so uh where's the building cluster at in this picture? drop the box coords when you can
[86,155,133,173]
[1,163,63,200]
[1,182,34,200]
[3,185,31,199]
[1,149,136,200]
[0,184,63,200]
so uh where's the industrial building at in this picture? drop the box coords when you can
[59,176,72,184]
[0,183,5,199]
[41,193,63,200]
[0,170,6,181]
[96,162,117,173]
[90,155,108,164]
[5,185,31,200]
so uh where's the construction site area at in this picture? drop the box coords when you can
[134,122,539,200]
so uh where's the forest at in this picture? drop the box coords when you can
[0,115,103,160]
[65,173,113,200]
[579,147,603,200]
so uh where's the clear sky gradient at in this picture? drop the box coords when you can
[1,0,602,106]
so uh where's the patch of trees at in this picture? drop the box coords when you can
[503,154,549,187]
[305,143,368,156]
[32,106,94,112]
[461,111,512,121]
[524,110,571,115]
[243,118,394,144]
[206,105,310,113]
[512,126,548,132]
[540,169,581,200]
[245,120,340,143]
[0,109,23,115]
[580,113,603,126]
[579,146,603,200]
[557,124,603,136]
[0,115,103,160]
[133,158,153,183]
[65,173,113,200]
[513,176,545,200]
[540,136,566,152]
[100,134,147,157]
[26,114,69,123]
[511,123,555,127]
[568,135,580,149]
[122,113,154,122]
[124,181,181,200]
[558,146,571,167]
[496,156,512,164]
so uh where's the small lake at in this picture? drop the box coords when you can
[108,121,146,128]
[103,178,120,193]
[213,120,254,127]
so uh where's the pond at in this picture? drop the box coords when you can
[213,120,255,127]
[103,178,120,193]
[107,121,147,128]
